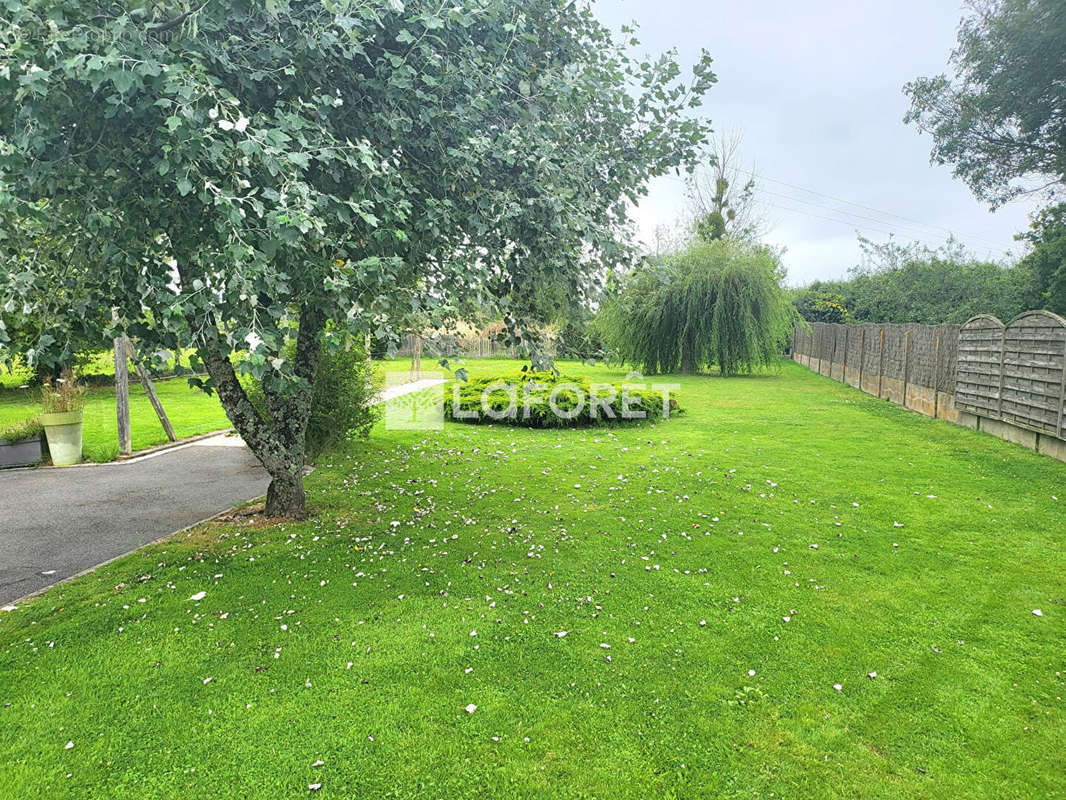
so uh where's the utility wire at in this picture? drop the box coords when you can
[732,166,1007,249]
[759,199,974,253]
[755,186,1007,251]
[660,172,1013,254]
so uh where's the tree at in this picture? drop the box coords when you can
[686,131,761,243]
[650,221,691,258]
[904,0,1066,208]
[597,239,795,376]
[0,218,112,381]
[791,235,1036,324]
[1018,203,1066,316]
[793,289,850,323]
[0,0,715,516]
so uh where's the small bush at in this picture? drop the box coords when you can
[443,370,680,428]
[245,336,380,462]
[304,340,380,460]
[0,416,43,442]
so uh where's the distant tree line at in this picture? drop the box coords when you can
[793,220,1066,325]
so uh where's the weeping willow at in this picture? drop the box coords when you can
[598,240,796,375]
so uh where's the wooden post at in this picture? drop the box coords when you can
[997,327,1007,418]
[877,328,885,399]
[903,330,911,408]
[408,334,422,382]
[1058,337,1066,438]
[114,338,132,456]
[124,338,176,442]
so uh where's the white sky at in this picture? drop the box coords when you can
[593,0,1042,286]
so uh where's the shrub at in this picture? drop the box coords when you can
[443,370,680,428]
[0,417,43,442]
[304,340,380,460]
[245,336,380,462]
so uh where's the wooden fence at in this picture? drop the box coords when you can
[395,335,518,359]
[791,321,961,421]
[792,312,1066,463]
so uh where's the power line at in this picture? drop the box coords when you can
[661,170,975,250]
[758,200,961,251]
[663,169,1011,252]
[755,186,1006,251]
[759,199,968,252]
[732,167,1008,249]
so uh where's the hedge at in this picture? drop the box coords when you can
[443,370,680,428]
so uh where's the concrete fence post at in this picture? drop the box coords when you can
[841,326,849,383]
[933,330,941,419]
[877,328,885,399]
[997,329,1007,418]
[1058,337,1066,438]
[858,328,865,391]
[903,330,911,408]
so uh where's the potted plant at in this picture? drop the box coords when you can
[0,417,45,468]
[40,372,87,466]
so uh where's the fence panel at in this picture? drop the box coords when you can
[860,325,883,395]
[906,325,938,389]
[956,315,1006,419]
[819,325,835,376]
[845,326,864,388]
[828,323,846,381]
[936,325,960,394]
[1000,311,1066,437]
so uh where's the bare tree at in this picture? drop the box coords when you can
[686,131,764,243]
[650,221,692,258]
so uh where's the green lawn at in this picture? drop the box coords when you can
[1,359,1063,798]
[0,378,232,462]
[0,353,412,462]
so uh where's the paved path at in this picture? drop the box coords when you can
[0,378,446,605]
[0,434,267,604]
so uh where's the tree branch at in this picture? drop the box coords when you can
[149,1,210,36]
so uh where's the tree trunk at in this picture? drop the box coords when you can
[680,340,698,374]
[198,344,310,517]
[265,465,305,518]
[175,260,322,520]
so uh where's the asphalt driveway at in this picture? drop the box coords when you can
[0,379,447,605]
[0,434,267,604]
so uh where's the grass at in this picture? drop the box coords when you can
[1,358,1064,798]
[0,379,232,462]
[0,348,408,461]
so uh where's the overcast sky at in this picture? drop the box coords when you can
[592,0,1041,286]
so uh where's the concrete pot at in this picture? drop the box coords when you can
[0,434,44,468]
[41,409,84,466]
